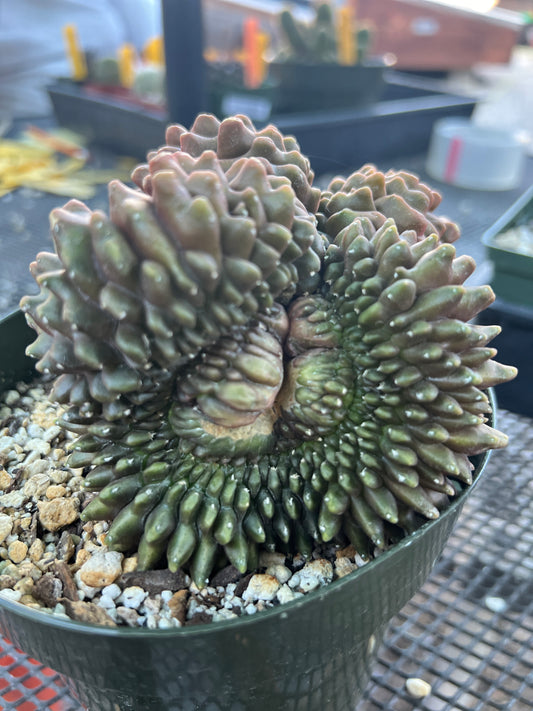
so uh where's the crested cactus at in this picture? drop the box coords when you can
[21,113,516,586]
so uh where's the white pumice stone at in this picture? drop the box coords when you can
[101,583,122,600]
[4,390,20,406]
[287,573,301,589]
[242,574,280,602]
[276,584,301,604]
[74,571,100,600]
[296,559,333,592]
[118,586,149,609]
[78,551,123,588]
[484,596,508,613]
[0,514,13,544]
[266,564,292,584]
[98,595,117,610]
[405,678,432,698]
[0,588,22,602]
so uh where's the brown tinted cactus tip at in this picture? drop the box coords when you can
[20,113,517,586]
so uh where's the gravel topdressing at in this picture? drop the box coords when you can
[0,379,372,629]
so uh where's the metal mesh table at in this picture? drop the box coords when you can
[359,407,533,711]
[1,408,531,710]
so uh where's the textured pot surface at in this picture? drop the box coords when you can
[0,310,491,711]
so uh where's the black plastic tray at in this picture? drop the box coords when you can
[47,81,167,159]
[477,297,533,418]
[48,77,475,166]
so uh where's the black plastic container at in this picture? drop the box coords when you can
[273,92,475,174]
[269,58,393,114]
[478,186,532,417]
[48,78,475,170]
[48,80,167,159]
[477,298,533,418]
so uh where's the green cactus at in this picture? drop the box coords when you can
[277,3,373,64]
[21,113,516,586]
[88,56,121,86]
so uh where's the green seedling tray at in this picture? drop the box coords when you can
[482,185,533,307]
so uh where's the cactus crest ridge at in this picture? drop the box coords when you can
[21,113,516,585]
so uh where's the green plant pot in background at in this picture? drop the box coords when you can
[0,309,493,711]
[269,57,395,114]
[207,62,278,122]
[482,184,533,308]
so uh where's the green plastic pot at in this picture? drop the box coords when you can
[269,57,395,114]
[482,185,533,308]
[0,309,492,711]
[206,62,278,122]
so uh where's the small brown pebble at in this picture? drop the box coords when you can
[56,531,76,562]
[50,447,65,460]
[0,469,13,491]
[18,560,40,577]
[28,512,39,545]
[0,574,17,590]
[198,590,222,608]
[14,576,34,595]
[336,544,357,559]
[210,565,242,587]
[18,515,32,531]
[19,594,39,606]
[28,538,45,563]
[167,589,189,624]
[234,572,253,598]
[79,551,123,588]
[118,568,189,595]
[9,466,24,487]
[122,554,138,573]
[49,462,69,478]
[116,606,140,627]
[334,556,357,579]
[62,598,117,627]
[24,473,51,498]
[185,610,212,626]
[17,561,41,581]
[33,573,63,607]
[74,548,90,569]
[8,540,28,564]
[45,484,67,499]
[52,560,79,601]
[37,497,79,531]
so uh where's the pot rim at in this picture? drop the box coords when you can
[269,55,397,70]
[0,309,494,638]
